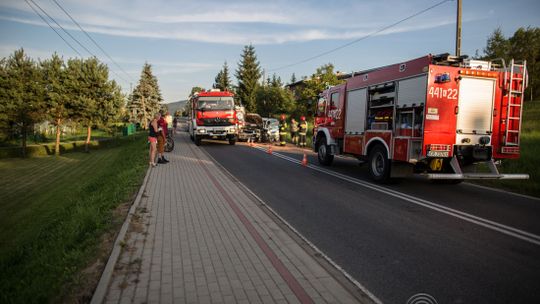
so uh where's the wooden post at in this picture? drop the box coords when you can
[455,0,462,57]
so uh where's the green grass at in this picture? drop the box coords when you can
[474,100,540,197]
[0,134,148,303]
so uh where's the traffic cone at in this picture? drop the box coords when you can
[301,153,308,166]
[267,144,273,154]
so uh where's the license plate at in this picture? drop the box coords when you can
[427,151,449,157]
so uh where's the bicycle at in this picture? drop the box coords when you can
[164,133,175,152]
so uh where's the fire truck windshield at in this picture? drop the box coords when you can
[196,97,234,111]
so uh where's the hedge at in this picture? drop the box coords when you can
[0,133,145,159]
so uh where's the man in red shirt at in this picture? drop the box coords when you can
[157,111,169,164]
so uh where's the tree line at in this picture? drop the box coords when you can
[203,45,343,119]
[478,26,539,101]
[0,49,124,156]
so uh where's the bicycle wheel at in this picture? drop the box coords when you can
[165,136,175,152]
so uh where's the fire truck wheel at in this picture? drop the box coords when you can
[368,145,391,182]
[194,135,202,146]
[229,138,236,145]
[317,137,334,166]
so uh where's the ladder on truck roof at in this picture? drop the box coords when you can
[503,59,527,146]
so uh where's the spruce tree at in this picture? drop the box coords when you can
[129,63,163,129]
[290,73,297,84]
[483,28,510,61]
[271,74,283,88]
[235,45,261,112]
[213,70,223,89]
[214,61,232,91]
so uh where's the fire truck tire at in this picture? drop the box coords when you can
[368,145,391,182]
[229,138,236,145]
[194,135,202,146]
[317,137,334,166]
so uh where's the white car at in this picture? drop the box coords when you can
[262,118,279,142]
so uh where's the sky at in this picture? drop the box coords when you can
[1,0,539,103]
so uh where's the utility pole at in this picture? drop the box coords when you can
[455,0,462,57]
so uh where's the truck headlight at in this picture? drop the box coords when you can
[197,129,206,133]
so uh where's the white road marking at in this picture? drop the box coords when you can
[463,182,540,201]
[254,146,540,246]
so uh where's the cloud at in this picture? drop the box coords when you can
[153,11,291,24]
[0,44,77,59]
[0,0,472,45]
[152,62,218,75]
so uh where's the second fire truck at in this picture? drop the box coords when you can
[313,53,529,183]
[188,90,239,146]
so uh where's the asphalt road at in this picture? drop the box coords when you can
[198,139,540,304]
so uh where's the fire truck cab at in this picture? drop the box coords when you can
[188,90,239,146]
[314,53,529,183]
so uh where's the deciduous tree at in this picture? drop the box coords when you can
[481,27,540,100]
[294,63,343,117]
[41,53,71,155]
[3,49,45,157]
[256,73,295,117]
[508,27,540,100]
[190,86,204,96]
[68,57,122,152]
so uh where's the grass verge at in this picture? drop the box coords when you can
[473,100,540,197]
[0,133,148,303]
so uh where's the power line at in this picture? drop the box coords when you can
[51,0,135,82]
[28,0,96,58]
[25,0,130,84]
[269,0,453,72]
[24,0,82,57]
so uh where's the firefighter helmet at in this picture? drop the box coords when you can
[300,116,306,121]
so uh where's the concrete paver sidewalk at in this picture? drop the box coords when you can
[95,133,369,304]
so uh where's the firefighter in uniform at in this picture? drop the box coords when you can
[290,118,299,145]
[279,114,288,146]
[298,116,308,147]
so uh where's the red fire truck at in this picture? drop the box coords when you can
[188,89,239,146]
[313,53,529,182]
